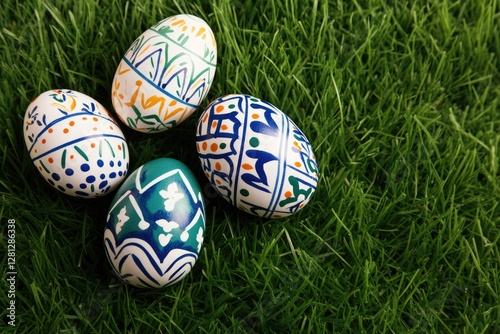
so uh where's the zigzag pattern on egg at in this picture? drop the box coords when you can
[111,14,217,133]
[104,158,206,288]
[104,230,199,288]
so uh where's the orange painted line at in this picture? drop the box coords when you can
[191,77,203,89]
[171,19,185,26]
[163,65,174,78]
[196,27,206,37]
[168,107,185,119]
[117,63,130,75]
[138,44,152,57]
[69,96,76,111]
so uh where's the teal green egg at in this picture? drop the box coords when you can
[104,158,205,288]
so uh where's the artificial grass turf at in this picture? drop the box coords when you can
[1,0,499,332]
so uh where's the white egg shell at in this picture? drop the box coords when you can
[104,158,206,288]
[23,89,129,198]
[196,94,319,218]
[112,14,217,133]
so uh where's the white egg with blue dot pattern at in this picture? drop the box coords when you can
[23,89,129,198]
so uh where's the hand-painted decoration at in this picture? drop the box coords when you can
[23,89,129,198]
[104,158,206,288]
[196,94,318,218]
[112,14,217,133]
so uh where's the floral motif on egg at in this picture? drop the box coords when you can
[112,14,217,133]
[23,89,129,198]
[104,158,206,288]
[196,94,318,218]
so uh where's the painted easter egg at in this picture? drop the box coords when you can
[196,94,318,218]
[111,14,217,133]
[104,158,206,288]
[23,89,129,198]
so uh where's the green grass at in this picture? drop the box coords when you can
[1,0,499,332]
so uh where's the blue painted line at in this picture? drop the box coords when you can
[233,95,248,205]
[31,133,125,162]
[268,113,289,217]
[122,57,198,109]
[287,164,319,182]
[28,112,116,155]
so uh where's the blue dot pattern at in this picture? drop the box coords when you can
[25,90,131,199]
[52,159,129,197]
[41,158,128,197]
